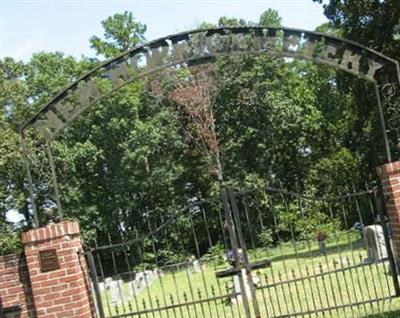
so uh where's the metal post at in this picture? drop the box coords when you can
[87,250,106,318]
[20,132,39,228]
[374,82,392,163]
[220,186,252,318]
[228,188,262,318]
[375,180,400,296]
[45,140,64,220]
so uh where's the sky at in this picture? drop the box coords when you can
[1,0,328,62]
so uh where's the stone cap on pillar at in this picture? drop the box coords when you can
[21,221,80,244]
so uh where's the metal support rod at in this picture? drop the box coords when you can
[375,180,400,296]
[375,82,392,163]
[228,188,262,318]
[86,251,106,318]
[220,186,252,318]
[20,132,39,228]
[45,140,64,220]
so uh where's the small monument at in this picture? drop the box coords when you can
[363,225,388,262]
[109,278,122,304]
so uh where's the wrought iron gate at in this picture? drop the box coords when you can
[86,183,400,318]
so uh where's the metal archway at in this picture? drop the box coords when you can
[20,26,400,227]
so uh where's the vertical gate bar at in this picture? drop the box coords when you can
[20,131,39,228]
[87,250,106,318]
[257,275,270,317]
[146,215,171,315]
[173,217,199,318]
[204,203,229,318]
[228,188,261,318]
[269,267,284,316]
[94,240,112,316]
[282,193,309,315]
[199,196,213,248]
[297,198,323,314]
[136,232,156,318]
[375,180,400,296]
[170,218,185,317]
[269,194,297,316]
[277,190,299,314]
[108,234,128,314]
[327,203,351,316]
[340,198,365,314]
[321,235,339,313]
[220,186,252,318]
[187,212,214,318]
[122,246,141,315]
[374,82,392,163]
[366,190,390,313]
[242,196,256,252]
[45,140,64,220]
[320,200,341,315]
[353,193,375,308]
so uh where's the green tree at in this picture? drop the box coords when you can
[90,11,146,58]
[259,9,282,27]
[313,0,400,58]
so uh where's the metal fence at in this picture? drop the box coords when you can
[86,184,400,318]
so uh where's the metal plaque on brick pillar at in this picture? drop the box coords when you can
[38,249,60,272]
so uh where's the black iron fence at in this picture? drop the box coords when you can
[86,184,400,318]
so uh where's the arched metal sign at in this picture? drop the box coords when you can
[19,26,400,227]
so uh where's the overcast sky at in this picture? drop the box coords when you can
[1,0,328,61]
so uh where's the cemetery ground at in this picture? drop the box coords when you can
[100,231,400,317]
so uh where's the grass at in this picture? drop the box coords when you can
[98,231,400,317]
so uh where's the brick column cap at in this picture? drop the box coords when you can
[377,161,400,176]
[21,221,80,244]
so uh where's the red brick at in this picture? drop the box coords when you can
[18,221,95,317]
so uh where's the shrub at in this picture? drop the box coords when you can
[257,228,274,248]
[0,221,22,255]
[201,242,226,265]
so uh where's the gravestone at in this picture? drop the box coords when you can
[105,277,113,289]
[109,279,122,303]
[98,281,105,292]
[363,225,388,262]
[193,259,201,273]
[127,279,140,296]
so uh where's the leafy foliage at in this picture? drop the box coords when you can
[0,221,22,255]
[90,11,146,58]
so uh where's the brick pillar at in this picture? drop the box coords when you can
[21,221,95,318]
[377,161,400,265]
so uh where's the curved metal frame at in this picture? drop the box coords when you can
[19,26,400,227]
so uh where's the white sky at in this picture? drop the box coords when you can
[1,0,327,61]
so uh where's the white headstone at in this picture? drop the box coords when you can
[363,225,388,262]
[109,280,122,304]
[128,280,140,296]
[98,281,105,292]
[193,260,201,273]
